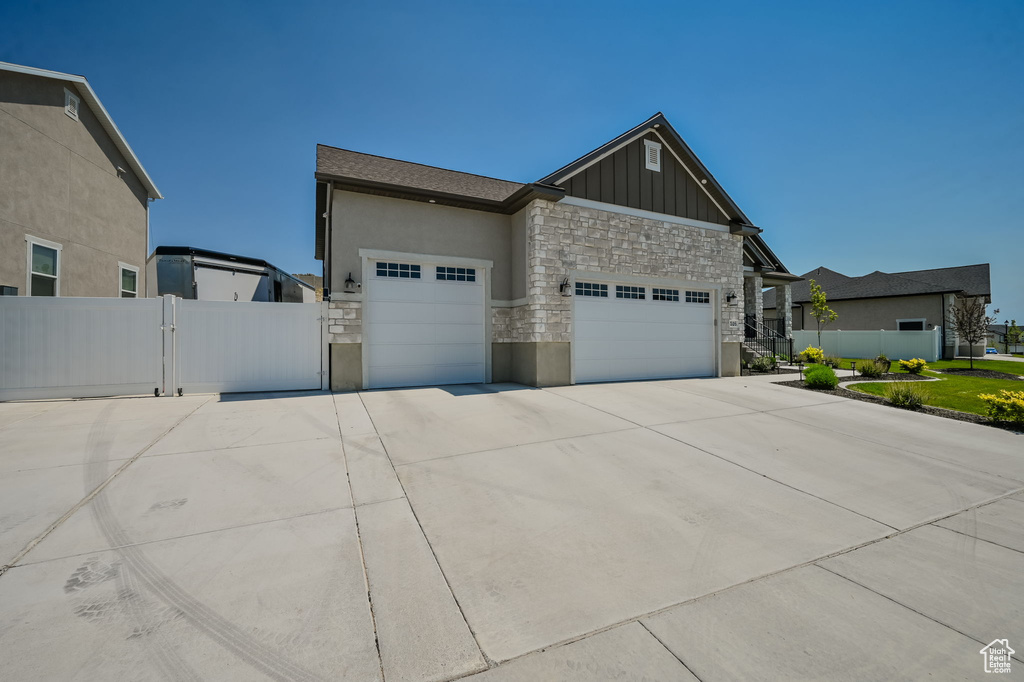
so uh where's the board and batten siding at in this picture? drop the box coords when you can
[558,132,729,225]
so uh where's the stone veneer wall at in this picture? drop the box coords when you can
[328,300,362,343]
[492,199,745,345]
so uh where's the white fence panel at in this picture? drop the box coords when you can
[792,328,941,362]
[175,300,323,394]
[0,297,163,400]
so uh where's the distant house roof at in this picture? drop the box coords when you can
[763,263,991,308]
[0,61,162,200]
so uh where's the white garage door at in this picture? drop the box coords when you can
[574,281,715,383]
[365,260,486,389]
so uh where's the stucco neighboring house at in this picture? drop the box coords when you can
[763,264,991,358]
[0,62,161,298]
[315,113,797,391]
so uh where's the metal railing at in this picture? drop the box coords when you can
[744,314,793,361]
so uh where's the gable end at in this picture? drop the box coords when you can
[556,131,729,225]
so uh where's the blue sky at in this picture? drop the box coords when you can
[4,0,1022,320]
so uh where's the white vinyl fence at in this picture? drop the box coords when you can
[0,295,325,401]
[792,328,942,362]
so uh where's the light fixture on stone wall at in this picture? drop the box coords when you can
[726,291,737,304]
[559,277,572,297]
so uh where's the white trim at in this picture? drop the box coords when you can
[63,87,80,120]
[644,139,662,171]
[358,248,493,270]
[118,261,140,298]
[550,126,733,221]
[559,196,729,233]
[25,234,62,297]
[896,317,927,331]
[0,61,162,199]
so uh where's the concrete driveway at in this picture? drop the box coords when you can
[1,376,1022,680]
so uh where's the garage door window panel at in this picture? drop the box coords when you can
[652,288,679,302]
[616,285,645,300]
[575,281,608,297]
[685,290,710,304]
[436,266,476,282]
[376,262,421,279]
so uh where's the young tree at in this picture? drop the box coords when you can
[946,297,997,368]
[809,279,838,348]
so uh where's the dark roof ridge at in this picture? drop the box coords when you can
[889,263,989,276]
[315,143,522,186]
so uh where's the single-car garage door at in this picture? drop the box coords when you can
[573,280,715,383]
[365,259,486,389]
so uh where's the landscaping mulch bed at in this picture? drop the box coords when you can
[776,375,1021,432]
[934,368,1024,381]
[742,367,802,376]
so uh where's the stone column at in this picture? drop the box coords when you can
[743,274,763,328]
[774,284,793,337]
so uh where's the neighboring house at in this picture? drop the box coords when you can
[315,113,797,391]
[989,323,1024,354]
[147,246,315,303]
[0,62,161,298]
[763,264,991,358]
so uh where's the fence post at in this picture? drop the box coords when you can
[161,295,179,397]
[321,300,330,391]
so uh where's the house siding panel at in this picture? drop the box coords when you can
[558,132,730,226]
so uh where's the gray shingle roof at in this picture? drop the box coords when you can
[763,263,990,308]
[316,145,525,203]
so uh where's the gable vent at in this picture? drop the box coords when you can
[644,139,662,172]
[64,88,80,121]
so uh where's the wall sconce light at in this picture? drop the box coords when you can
[343,272,360,293]
[559,277,572,297]
[725,292,737,304]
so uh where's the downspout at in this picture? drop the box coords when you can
[324,180,334,300]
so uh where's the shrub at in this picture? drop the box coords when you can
[886,382,928,409]
[823,355,841,368]
[876,354,889,363]
[805,364,838,389]
[750,355,778,372]
[875,354,892,372]
[857,360,885,378]
[800,346,824,364]
[898,358,928,374]
[979,390,1024,424]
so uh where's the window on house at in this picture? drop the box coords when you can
[652,288,680,302]
[27,237,61,296]
[685,290,710,304]
[376,262,421,279]
[897,319,926,331]
[644,139,662,172]
[575,281,608,297]
[616,285,645,300]
[64,88,80,121]
[119,263,139,298]
[436,266,476,282]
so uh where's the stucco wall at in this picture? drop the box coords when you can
[795,294,944,332]
[0,71,149,297]
[329,190,514,300]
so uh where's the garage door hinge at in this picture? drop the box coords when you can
[160,324,176,332]
[317,370,327,376]
[317,316,326,322]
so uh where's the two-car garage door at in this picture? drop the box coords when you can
[574,281,715,383]
[365,260,486,389]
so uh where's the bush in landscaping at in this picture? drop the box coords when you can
[898,358,928,374]
[750,355,778,372]
[979,390,1024,424]
[857,360,885,378]
[804,363,838,389]
[800,346,824,364]
[885,382,928,409]
[823,355,841,368]
[874,354,892,372]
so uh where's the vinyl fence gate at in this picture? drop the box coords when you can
[0,295,326,401]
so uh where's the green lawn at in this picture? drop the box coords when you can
[846,370,1022,417]
[832,357,1024,376]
